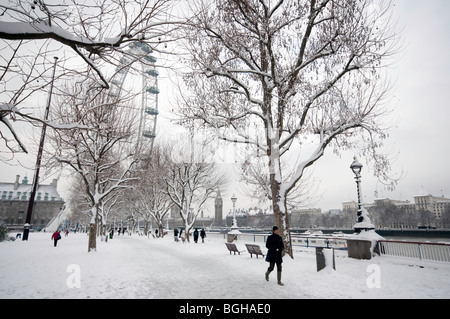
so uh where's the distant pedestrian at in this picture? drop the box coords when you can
[193,229,199,243]
[65,229,69,237]
[265,226,284,286]
[174,228,179,241]
[51,230,61,247]
[117,227,121,236]
[200,229,206,243]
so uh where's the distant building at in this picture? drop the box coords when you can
[167,205,214,229]
[226,208,247,227]
[290,208,322,229]
[373,198,416,214]
[246,207,274,228]
[0,175,65,230]
[341,194,450,229]
[327,209,342,215]
[170,205,180,219]
[342,201,358,212]
[414,194,450,220]
[292,208,322,215]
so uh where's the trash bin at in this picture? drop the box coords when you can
[316,247,336,272]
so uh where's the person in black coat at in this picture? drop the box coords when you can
[200,228,206,243]
[193,229,199,243]
[265,226,284,286]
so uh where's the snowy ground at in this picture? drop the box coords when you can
[1,232,449,299]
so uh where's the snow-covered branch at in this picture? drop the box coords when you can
[179,0,400,257]
[162,141,227,241]
[47,77,140,251]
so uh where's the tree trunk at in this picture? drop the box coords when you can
[184,227,190,242]
[158,223,164,238]
[270,173,293,258]
[180,208,193,242]
[144,219,149,236]
[88,222,97,252]
[88,209,98,252]
[269,137,293,258]
[183,221,191,243]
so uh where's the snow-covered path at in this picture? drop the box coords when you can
[1,232,449,299]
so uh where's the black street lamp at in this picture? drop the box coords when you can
[350,156,375,233]
[22,57,58,241]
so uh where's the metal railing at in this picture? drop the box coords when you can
[206,232,268,243]
[376,240,450,262]
[206,232,348,250]
[207,232,450,262]
[291,236,348,250]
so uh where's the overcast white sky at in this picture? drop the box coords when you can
[1,0,449,218]
[308,0,450,210]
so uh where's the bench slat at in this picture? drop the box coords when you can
[245,244,265,258]
[225,242,242,255]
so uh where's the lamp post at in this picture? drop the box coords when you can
[231,193,238,229]
[23,56,58,241]
[350,156,375,233]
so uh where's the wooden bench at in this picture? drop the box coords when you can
[245,244,265,259]
[225,242,243,255]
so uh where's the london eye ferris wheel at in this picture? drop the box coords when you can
[108,42,159,152]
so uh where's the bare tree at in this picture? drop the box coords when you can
[240,151,321,210]
[164,140,228,242]
[178,0,400,257]
[64,174,92,231]
[0,40,75,157]
[0,0,178,156]
[0,0,177,88]
[48,78,139,252]
[98,189,125,239]
[134,146,173,237]
[440,206,450,229]
[59,149,131,237]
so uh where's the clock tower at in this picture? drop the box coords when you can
[214,190,223,226]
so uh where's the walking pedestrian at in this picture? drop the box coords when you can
[200,228,206,243]
[51,230,61,247]
[265,226,284,286]
[193,229,199,243]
